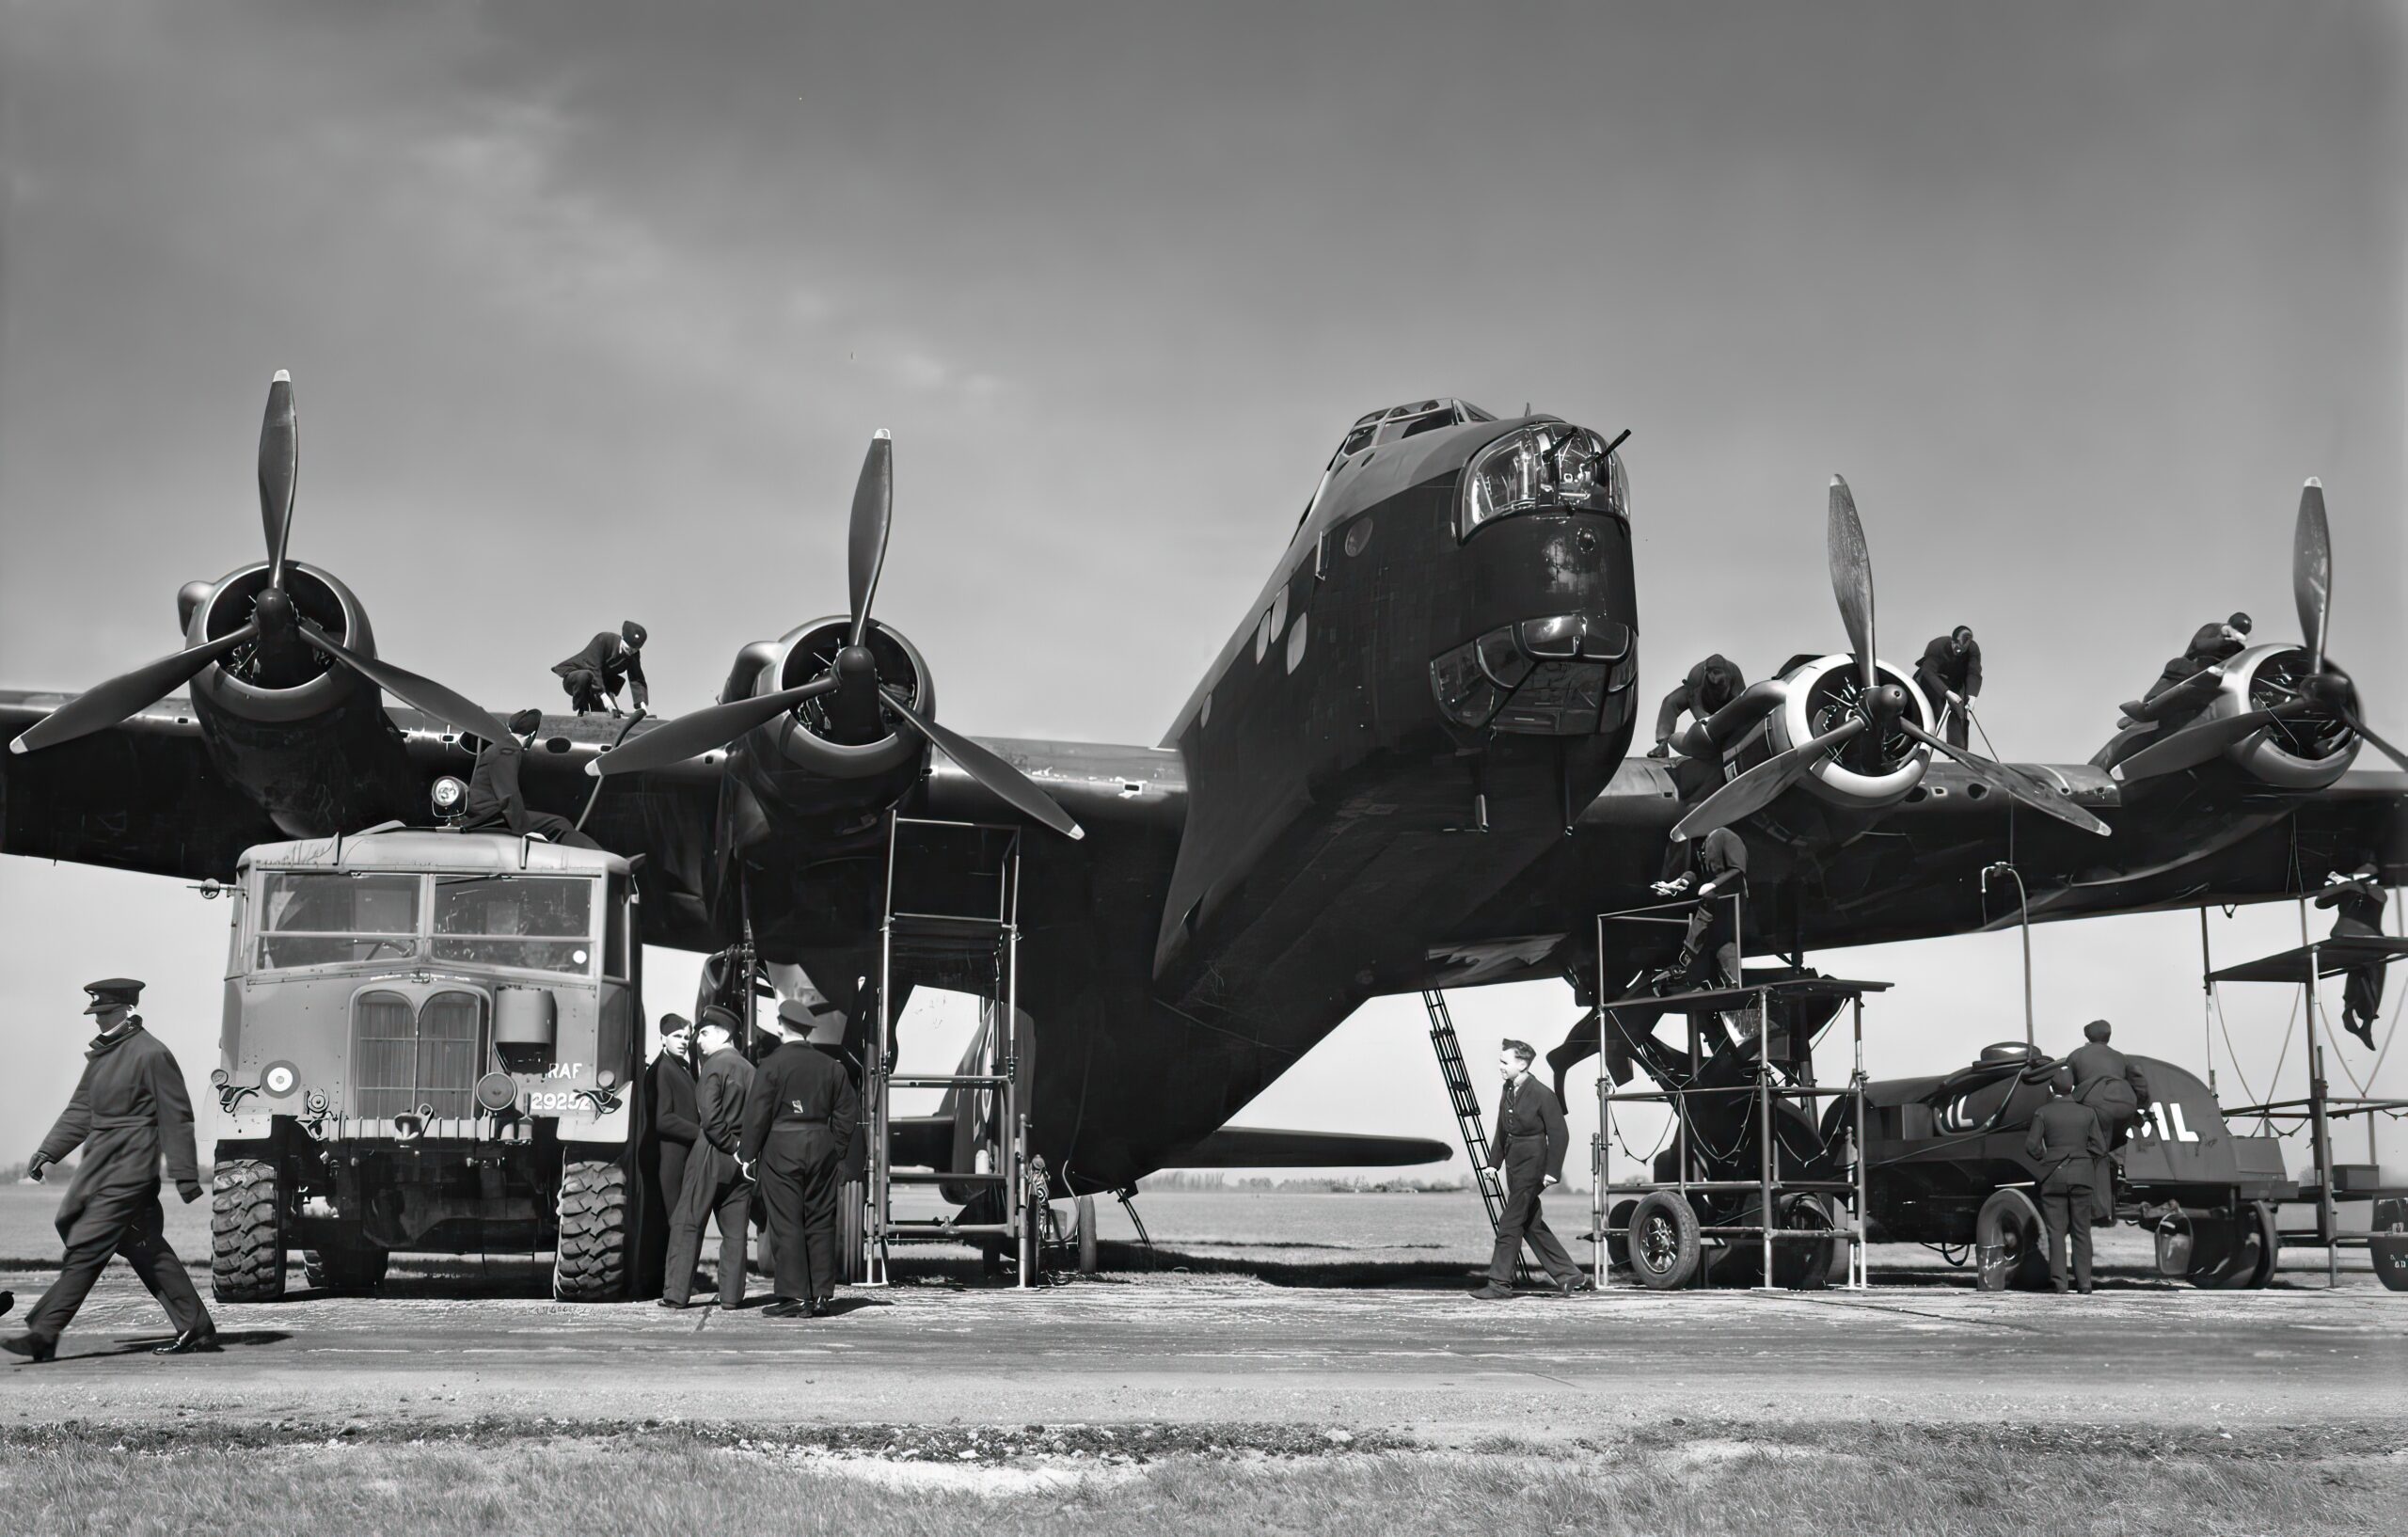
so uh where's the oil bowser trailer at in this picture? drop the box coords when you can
[206,827,659,1301]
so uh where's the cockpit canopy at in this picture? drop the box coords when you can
[1326,399,1498,469]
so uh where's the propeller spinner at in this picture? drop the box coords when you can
[10,373,507,757]
[593,432,1083,841]
[1673,477,2109,842]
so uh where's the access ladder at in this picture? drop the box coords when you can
[863,815,1037,1287]
[1421,989,1529,1284]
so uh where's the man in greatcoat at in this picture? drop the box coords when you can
[2065,1018,2152,1223]
[661,1009,753,1309]
[741,997,861,1318]
[645,1014,700,1245]
[1469,1039,1589,1299]
[2023,1070,2108,1295]
[462,707,597,848]
[4,979,217,1362]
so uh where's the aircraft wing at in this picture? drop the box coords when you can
[1415,755,2408,991]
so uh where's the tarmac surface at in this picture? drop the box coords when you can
[5,1263,2402,1440]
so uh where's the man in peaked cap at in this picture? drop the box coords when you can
[2023,1069,2108,1295]
[552,622,650,718]
[742,994,860,1317]
[5,979,217,1362]
[463,708,599,848]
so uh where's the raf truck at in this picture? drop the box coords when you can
[206,826,657,1301]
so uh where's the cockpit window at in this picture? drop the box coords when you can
[1325,399,1496,470]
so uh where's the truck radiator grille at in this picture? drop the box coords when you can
[352,989,485,1120]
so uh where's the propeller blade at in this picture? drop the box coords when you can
[1827,475,1877,691]
[1671,716,1865,842]
[881,688,1084,840]
[848,430,893,649]
[2335,705,2408,775]
[8,622,259,754]
[260,371,298,591]
[299,624,512,746]
[2294,477,2331,676]
[587,677,839,777]
[2111,701,2318,783]
[1895,721,2110,836]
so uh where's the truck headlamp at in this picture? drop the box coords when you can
[1459,424,1627,540]
[430,776,468,817]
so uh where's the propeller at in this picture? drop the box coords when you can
[593,432,1085,839]
[2117,478,2407,782]
[11,372,506,756]
[1672,475,2110,841]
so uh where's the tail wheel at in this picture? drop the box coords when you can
[210,1157,287,1303]
[1626,1190,1703,1291]
[553,1158,633,1302]
[1974,1188,2048,1292]
[303,1245,389,1293]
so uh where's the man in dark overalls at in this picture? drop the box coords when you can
[4,979,216,1362]
[1470,1040,1588,1299]
[2066,1019,2151,1223]
[742,997,861,1318]
[552,622,650,717]
[1646,654,1746,761]
[662,1010,753,1309]
[2024,1070,2107,1295]
[463,708,598,848]
[2316,862,2389,1049]
[1914,626,1984,748]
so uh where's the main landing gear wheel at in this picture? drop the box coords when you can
[553,1159,633,1302]
[1974,1188,2047,1292]
[1625,1191,1702,1290]
[303,1244,389,1293]
[211,1157,287,1303]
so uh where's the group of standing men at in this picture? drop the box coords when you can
[646,995,862,1318]
[2021,1019,2154,1295]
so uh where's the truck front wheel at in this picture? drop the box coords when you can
[211,1157,287,1303]
[554,1158,633,1301]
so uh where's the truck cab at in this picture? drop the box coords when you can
[209,828,656,1302]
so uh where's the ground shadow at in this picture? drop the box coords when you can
[42,1329,292,1362]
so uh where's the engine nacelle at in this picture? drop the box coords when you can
[184,561,377,724]
[2207,643,2359,790]
[732,616,936,780]
[1760,653,1934,810]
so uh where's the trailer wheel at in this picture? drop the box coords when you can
[1974,1188,2047,1291]
[554,1159,632,1302]
[1626,1191,1702,1290]
[1604,1197,1637,1272]
[210,1157,287,1303]
[2196,1201,2280,1290]
[303,1245,389,1293]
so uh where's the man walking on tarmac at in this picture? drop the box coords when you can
[4,979,217,1362]
[742,995,860,1318]
[1470,1040,1590,1300]
[661,1008,753,1309]
[2024,1069,2108,1295]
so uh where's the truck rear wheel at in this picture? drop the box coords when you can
[211,1157,287,1303]
[304,1244,389,1293]
[839,1179,867,1285]
[1974,1188,2047,1291]
[554,1158,633,1302]
[1626,1191,1702,1290]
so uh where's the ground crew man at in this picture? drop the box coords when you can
[1915,626,1983,748]
[2023,1069,2107,1294]
[2140,612,2252,725]
[1654,826,1750,993]
[2316,862,2388,1049]
[742,996,861,1318]
[553,621,650,717]
[1471,1041,1589,1298]
[2066,1019,2151,1223]
[662,1010,753,1309]
[1647,654,1746,761]
[3,979,217,1362]
[645,1014,700,1244]
[464,707,599,848]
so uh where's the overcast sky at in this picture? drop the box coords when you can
[3,3,2401,1178]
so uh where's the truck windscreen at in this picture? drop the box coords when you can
[256,872,420,969]
[432,875,594,975]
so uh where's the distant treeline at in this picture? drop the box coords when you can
[1136,1171,1509,1195]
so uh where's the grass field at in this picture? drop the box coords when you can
[1,1418,2397,1537]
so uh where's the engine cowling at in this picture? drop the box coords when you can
[1759,653,1935,810]
[184,561,377,725]
[2208,643,2359,789]
[733,616,936,779]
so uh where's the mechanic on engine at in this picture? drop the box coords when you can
[1914,626,1983,748]
[2024,1069,2107,1295]
[464,707,601,848]
[2066,1019,2150,1224]
[553,620,650,718]
[2138,612,2252,725]
[1647,654,1747,769]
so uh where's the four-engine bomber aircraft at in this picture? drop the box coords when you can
[5,376,2404,1199]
